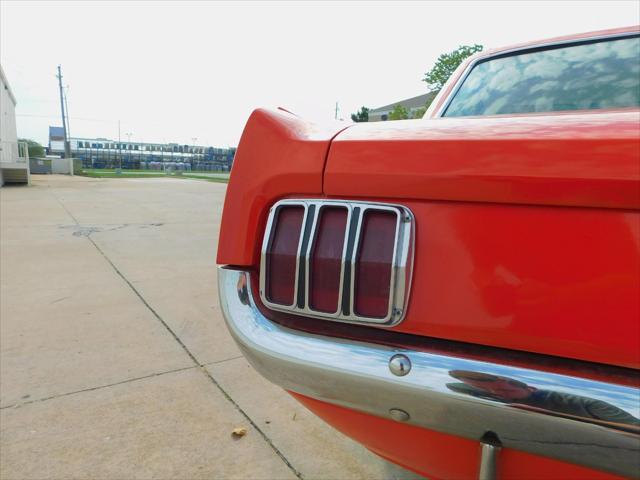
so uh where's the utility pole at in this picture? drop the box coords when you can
[63,86,73,172]
[56,65,71,158]
[334,102,339,120]
[63,87,71,140]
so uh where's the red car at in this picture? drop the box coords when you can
[217,26,640,479]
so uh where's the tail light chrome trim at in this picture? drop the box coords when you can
[260,199,414,326]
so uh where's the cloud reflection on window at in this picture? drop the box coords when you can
[445,36,640,117]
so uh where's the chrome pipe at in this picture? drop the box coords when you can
[478,442,500,480]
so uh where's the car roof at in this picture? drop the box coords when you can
[481,24,638,58]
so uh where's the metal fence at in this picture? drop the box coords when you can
[79,156,230,172]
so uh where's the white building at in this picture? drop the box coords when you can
[0,65,29,186]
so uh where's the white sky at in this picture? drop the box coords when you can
[1,1,638,147]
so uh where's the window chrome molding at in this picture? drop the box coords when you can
[435,30,640,118]
[259,199,415,327]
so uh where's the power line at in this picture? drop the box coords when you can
[16,113,117,123]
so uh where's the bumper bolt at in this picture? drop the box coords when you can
[389,354,411,376]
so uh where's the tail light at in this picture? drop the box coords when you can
[264,205,305,306]
[260,200,414,326]
[354,210,397,318]
[309,207,349,313]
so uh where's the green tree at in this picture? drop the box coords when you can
[350,106,369,122]
[18,138,45,158]
[423,44,483,91]
[388,104,409,120]
[412,105,428,119]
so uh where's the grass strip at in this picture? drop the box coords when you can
[82,170,229,183]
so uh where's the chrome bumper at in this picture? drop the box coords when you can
[218,267,640,478]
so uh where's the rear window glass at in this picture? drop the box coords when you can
[443,35,640,117]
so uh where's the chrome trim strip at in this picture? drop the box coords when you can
[436,31,640,118]
[303,205,320,311]
[260,199,414,327]
[341,206,361,316]
[348,205,365,319]
[335,206,352,317]
[220,267,640,478]
[297,203,317,308]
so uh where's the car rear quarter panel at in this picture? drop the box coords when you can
[216,108,347,266]
[323,112,640,368]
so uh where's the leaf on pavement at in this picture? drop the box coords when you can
[232,427,247,438]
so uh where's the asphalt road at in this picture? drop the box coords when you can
[0,175,423,480]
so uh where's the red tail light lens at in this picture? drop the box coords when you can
[260,200,412,326]
[309,207,348,313]
[354,210,397,318]
[265,206,304,305]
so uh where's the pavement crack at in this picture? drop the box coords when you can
[44,182,304,479]
[47,182,81,225]
[193,365,305,480]
[0,366,197,410]
[59,223,163,238]
[202,356,244,366]
[89,233,304,479]
[86,234,203,365]
[50,296,71,304]
[72,225,103,237]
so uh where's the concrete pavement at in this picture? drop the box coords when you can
[0,175,422,480]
